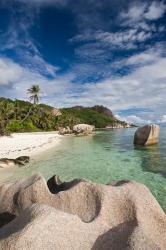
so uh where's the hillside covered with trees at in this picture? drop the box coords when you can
[0,97,129,135]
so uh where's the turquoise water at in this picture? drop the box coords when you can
[1,128,166,211]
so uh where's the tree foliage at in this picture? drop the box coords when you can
[0,98,125,135]
[27,84,40,104]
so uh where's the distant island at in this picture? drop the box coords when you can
[0,97,133,135]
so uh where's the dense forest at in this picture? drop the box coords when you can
[0,97,128,135]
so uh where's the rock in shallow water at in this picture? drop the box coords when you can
[0,174,165,249]
[0,156,30,168]
[73,124,95,135]
[134,124,160,146]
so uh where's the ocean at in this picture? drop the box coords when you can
[1,127,166,211]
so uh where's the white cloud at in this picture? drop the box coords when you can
[0,53,59,89]
[126,48,161,66]
[0,0,166,124]
[120,1,166,23]
[72,29,153,55]
[0,57,73,105]
[0,44,166,123]
[95,29,152,48]
[159,115,166,123]
[0,58,23,86]
[20,52,59,77]
[145,1,166,20]
[62,47,166,122]
[118,1,166,38]
[115,114,152,125]
[120,3,147,22]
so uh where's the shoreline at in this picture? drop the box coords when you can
[0,131,63,159]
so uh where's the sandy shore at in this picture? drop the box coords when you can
[0,132,62,159]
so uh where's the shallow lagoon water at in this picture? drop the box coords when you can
[1,128,166,211]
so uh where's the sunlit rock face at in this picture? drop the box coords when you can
[73,124,95,135]
[58,126,73,135]
[58,124,95,135]
[134,124,160,146]
[0,174,165,250]
[51,108,62,117]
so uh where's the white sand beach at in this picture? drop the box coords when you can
[0,132,62,159]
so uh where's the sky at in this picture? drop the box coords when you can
[0,0,166,124]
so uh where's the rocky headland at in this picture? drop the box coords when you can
[0,174,165,249]
[0,97,131,135]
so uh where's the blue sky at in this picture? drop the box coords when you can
[0,0,166,124]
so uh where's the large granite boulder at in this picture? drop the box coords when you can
[73,124,95,135]
[0,174,165,249]
[134,124,160,146]
[58,127,73,135]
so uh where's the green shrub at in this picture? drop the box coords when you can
[6,120,40,132]
[60,108,114,128]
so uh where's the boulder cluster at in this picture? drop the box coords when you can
[59,124,95,135]
[59,123,161,147]
[0,174,165,249]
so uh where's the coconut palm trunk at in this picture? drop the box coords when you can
[21,84,40,123]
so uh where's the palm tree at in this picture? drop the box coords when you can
[21,84,41,123]
[27,84,40,105]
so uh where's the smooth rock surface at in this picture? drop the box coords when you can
[0,174,165,249]
[58,126,73,135]
[73,124,95,135]
[134,124,160,146]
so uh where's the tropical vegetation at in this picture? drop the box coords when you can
[0,97,127,135]
[27,84,41,105]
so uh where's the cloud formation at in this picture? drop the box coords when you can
[0,0,166,124]
[0,57,74,106]
[160,115,166,123]
[65,44,166,124]
[0,58,23,86]
[120,1,166,22]
[145,1,166,20]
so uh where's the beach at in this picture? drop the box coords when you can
[0,132,62,159]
